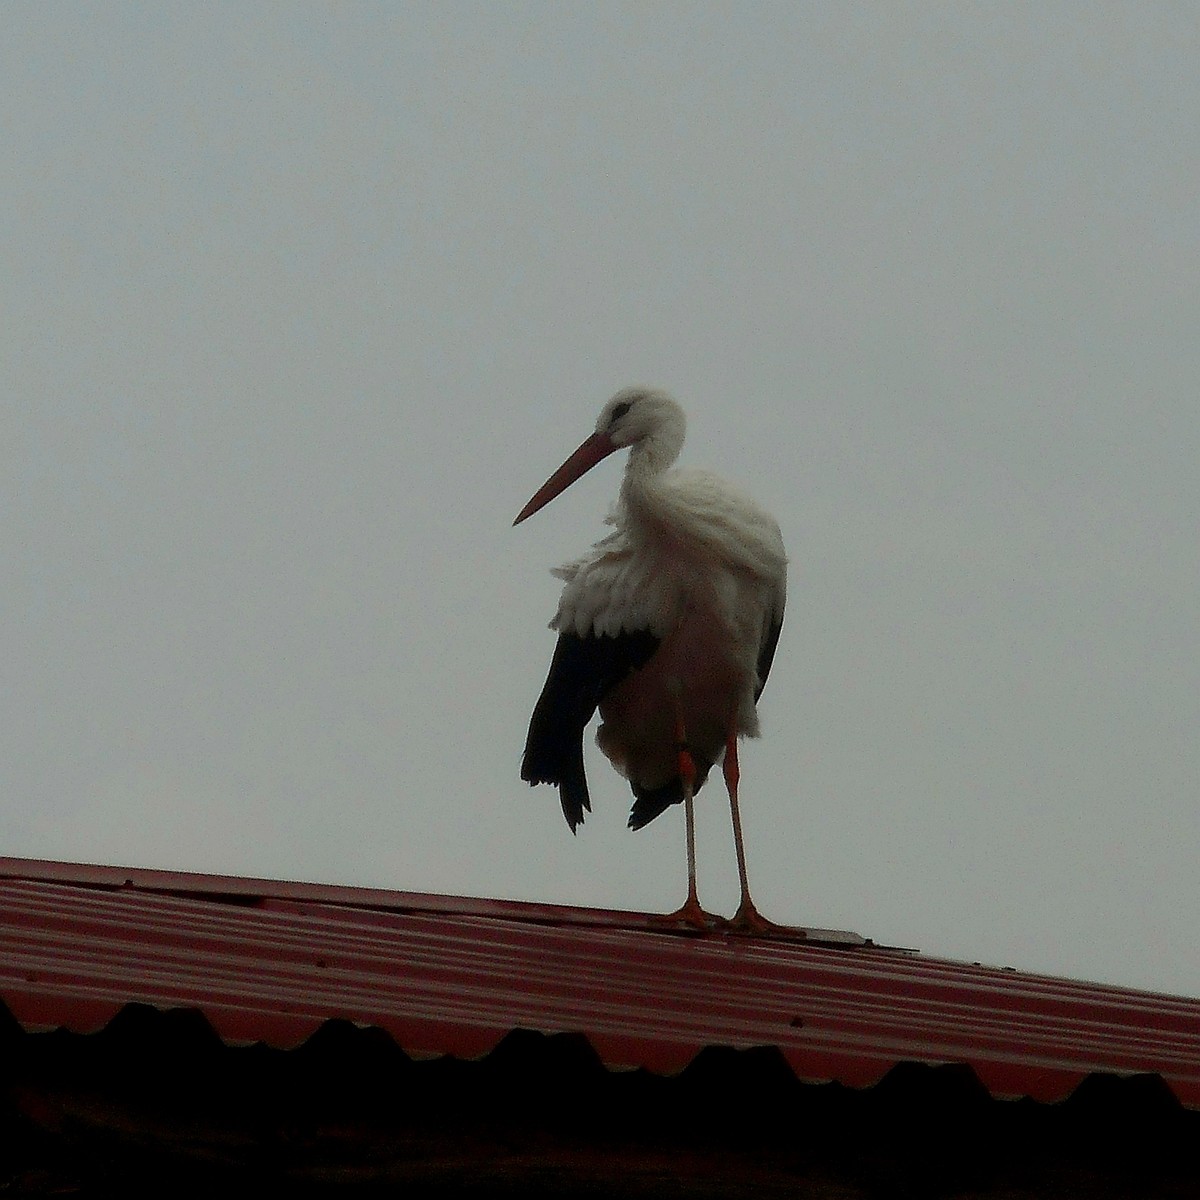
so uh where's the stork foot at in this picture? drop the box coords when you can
[650,895,726,933]
[727,898,807,940]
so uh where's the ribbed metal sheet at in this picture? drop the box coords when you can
[2,856,1198,1107]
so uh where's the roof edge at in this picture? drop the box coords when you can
[0,854,871,946]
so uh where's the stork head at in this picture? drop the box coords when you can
[596,387,686,452]
[514,387,687,525]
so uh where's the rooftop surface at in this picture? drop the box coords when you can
[3,855,1197,1110]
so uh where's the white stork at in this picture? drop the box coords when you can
[513,387,787,932]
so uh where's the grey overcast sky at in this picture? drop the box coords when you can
[3,4,1198,996]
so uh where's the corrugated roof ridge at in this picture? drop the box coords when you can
[4,855,1200,1003]
[0,854,871,945]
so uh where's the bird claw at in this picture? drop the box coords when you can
[725,898,807,939]
[650,896,726,933]
[649,897,807,939]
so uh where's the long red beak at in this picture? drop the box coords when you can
[513,430,619,525]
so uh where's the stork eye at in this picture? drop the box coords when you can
[609,401,633,424]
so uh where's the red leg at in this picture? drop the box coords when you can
[651,713,722,931]
[724,729,796,936]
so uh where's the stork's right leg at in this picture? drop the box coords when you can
[652,713,719,930]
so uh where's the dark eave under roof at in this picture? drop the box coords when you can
[2,855,1198,1110]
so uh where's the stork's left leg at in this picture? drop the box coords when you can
[675,737,706,926]
[724,729,792,935]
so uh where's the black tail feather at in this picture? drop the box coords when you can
[627,759,712,831]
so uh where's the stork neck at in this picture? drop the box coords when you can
[621,437,673,497]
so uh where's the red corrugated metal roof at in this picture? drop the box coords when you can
[2,855,1198,1108]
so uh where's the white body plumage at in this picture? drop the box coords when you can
[551,462,786,794]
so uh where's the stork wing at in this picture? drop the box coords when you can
[754,617,783,702]
[754,578,786,702]
[522,629,660,831]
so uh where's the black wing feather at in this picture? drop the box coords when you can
[522,630,659,831]
[755,615,784,702]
